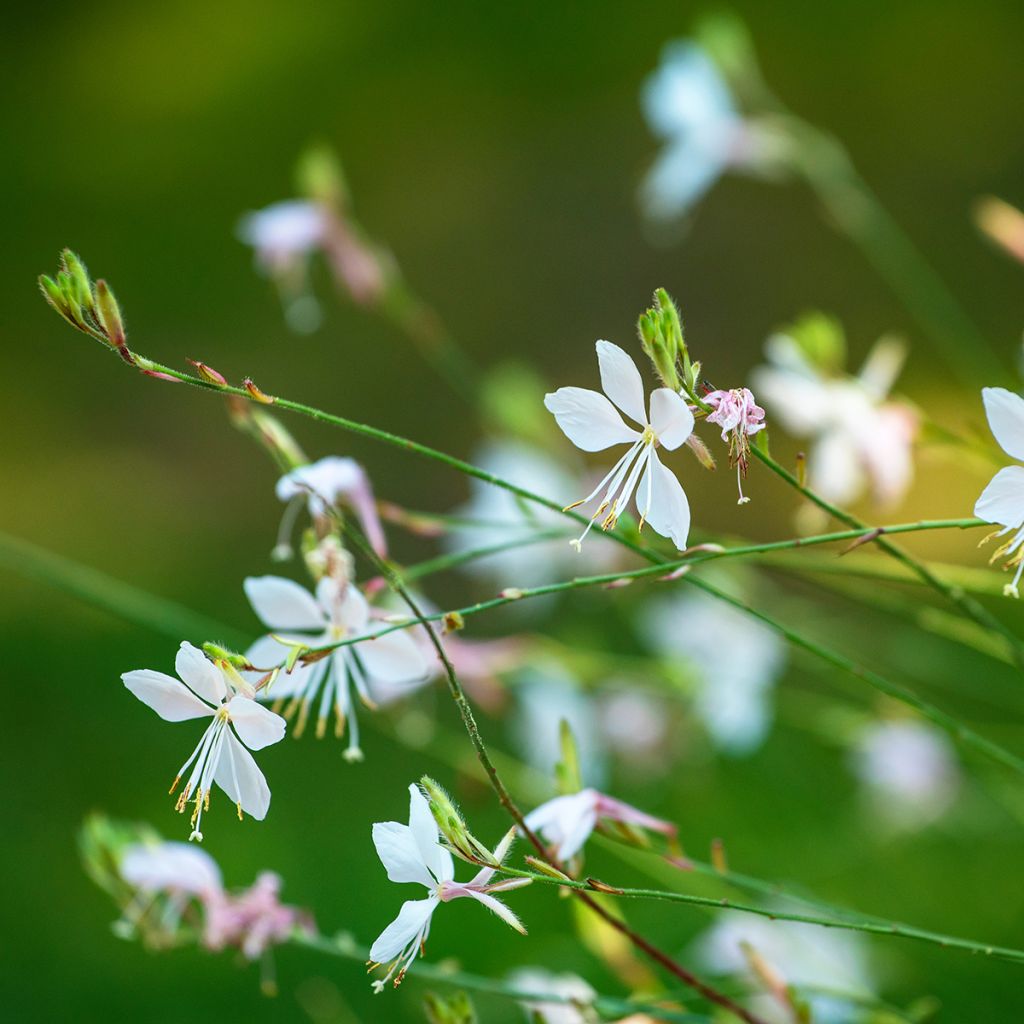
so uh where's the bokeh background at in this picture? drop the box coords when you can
[3,0,1024,1020]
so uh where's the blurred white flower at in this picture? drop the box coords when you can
[974,387,1024,596]
[545,341,694,550]
[122,643,287,840]
[244,575,428,760]
[751,332,916,506]
[525,787,676,863]
[599,690,669,762]
[121,841,223,901]
[693,911,875,1024]
[276,455,387,558]
[852,720,959,828]
[369,784,529,989]
[238,200,327,271]
[508,968,597,1024]
[641,590,785,755]
[511,669,607,786]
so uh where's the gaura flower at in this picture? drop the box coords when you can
[545,341,694,551]
[751,331,916,507]
[524,787,677,863]
[123,643,287,841]
[704,387,766,503]
[244,575,429,759]
[120,841,223,902]
[508,968,597,1024]
[974,387,1024,597]
[276,455,387,558]
[368,784,529,989]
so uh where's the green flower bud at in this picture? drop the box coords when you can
[95,279,126,350]
[423,991,477,1024]
[61,250,94,311]
[419,776,497,867]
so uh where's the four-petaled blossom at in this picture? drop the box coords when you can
[545,341,694,551]
[640,42,773,221]
[369,784,530,990]
[974,387,1024,597]
[751,332,917,507]
[123,643,287,841]
[705,387,766,503]
[276,455,387,558]
[244,575,428,759]
[524,787,676,863]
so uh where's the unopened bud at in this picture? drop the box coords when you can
[95,280,127,352]
[523,855,572,881]
[419,776,496,867]
[201,642,249,669]
[187,359,228,387]
[795,451,807,488]
[684,433,716,470]
[499,587,525,601]
[61,250,94,311]
[442,611,465,634]
[243,377,275,404]
[39,274,70,317]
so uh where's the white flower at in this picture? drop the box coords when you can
[545,341,694,550]
[524,788,676,863]
[244,575,428,760]
[123,643,287,841]
[508,968,597,1024]
[641,590,785,755]
[852,721,959,829]
[121,841,223,900]
[368,784,529,989]
[974,387,1024,597]
[237,200,327,270]
[276,455,387,558]
[693,911,875,1024]
[751,332,916,506]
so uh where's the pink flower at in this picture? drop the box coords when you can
[704,387,766,503]
[524,788,677,862]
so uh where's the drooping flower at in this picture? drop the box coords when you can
[692,911,875,1024]
[641,589,785,755]
[122,643,287,841]
[751,329,917,507]
[244,575,428,759]
[974,387,1024,597]
[368,784,529,989]
[276,455,387,559]
[508,968,597,1024]
[545,341,695,550]
[524,788,676,864]
[704,387,766,503]
[851,720,959,830]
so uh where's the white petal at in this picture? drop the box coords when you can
[369,897,437,964]
[245,635,320,699]
[982,387,1024,462]
[357,629,430,685]
[809,432,863,505]
[329,581,371,633]
[227,695,287,750]
[544,387,639,452]
[120,842,223,896]
[372,821,435,888]
[175,642,228,705]
[648,388,695,450]
[596,341,647,425]
[975,466,1024,529]
[122,670,215,722]
[214,734,271,820]
[641,450,691,550]
[408,784,454,884]
[463,889,527,934]
[640,139,723,220]
[243,576,326,632]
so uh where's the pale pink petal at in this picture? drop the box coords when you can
[596,340,647,425]
[372,821,436,888]
[641,450,691,550]
[122,670,215,722]
[244,576,326,632]
[175,642,228,705]
[369,897,437,964]
[227,695,287,750]
[214,734,271,820]
[975,466,1024,529]
[648,388,695,450]
[982,387,1024,462]
[544,387,639,452]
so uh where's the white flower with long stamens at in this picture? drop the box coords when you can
[276,455,387,558]
[368,784,529,990]
[524,788,677,863]
[545,341,695,551]
[974,387,1024,597]
[244,575,428,760]
[123,643,287,841]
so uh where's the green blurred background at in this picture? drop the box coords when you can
[4,0,1024,1019]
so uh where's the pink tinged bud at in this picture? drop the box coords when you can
[94,280,132,363]
[188,359,229,387]
[243,377,276,404]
